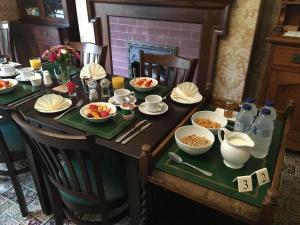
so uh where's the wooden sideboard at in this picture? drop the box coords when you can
[259,32,300,151]
[11,0,79,66]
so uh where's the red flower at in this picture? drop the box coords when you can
[66,81,76,94]
[48,52,57,63]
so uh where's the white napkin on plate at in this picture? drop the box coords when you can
[35,94,70,111]
[171,82,199,102]
[79,62,106,80]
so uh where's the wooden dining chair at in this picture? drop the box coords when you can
[0,21,14,61]
[0,108,30,217]
[67,41,108,68]
[139,50,198,88]
[11,111,128,225]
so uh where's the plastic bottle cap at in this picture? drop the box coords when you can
[245,97,255,103]
[261,108,271,115]
[265,100,274,107]
[242,104,252,110]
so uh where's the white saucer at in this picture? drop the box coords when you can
[108,96,137,107]
[15,74,31,82]
[138,102,168,115]
[0,71,19,77]
[170,91,203,104]
[215,107,237,122]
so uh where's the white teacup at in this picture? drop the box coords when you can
[114,88,135,104]
[30,74,42,87]
[145,95,163,112]
[1,64,16,75]
[19,67,34,79]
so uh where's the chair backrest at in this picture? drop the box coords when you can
[67,41,108,68]
[139,50,198,88]
[11,111,111,222]
[0,21,14,61]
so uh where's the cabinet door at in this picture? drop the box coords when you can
[266,68,300,150]
[42,0,65,19]
[14,36,39,66]
[19,0,41,17]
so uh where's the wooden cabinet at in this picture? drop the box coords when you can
[260,19,300,151]
[11,0,79,66]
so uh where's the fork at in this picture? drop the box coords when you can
[54,99,84,120]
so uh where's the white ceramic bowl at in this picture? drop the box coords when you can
[0,79,18,94]
[129,77,158,92]
[175,125,215,155]
[191,111,227,135]
[80,102,117,123]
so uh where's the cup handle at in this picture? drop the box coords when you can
[218,128,226,143]
[157,102,163,111]
[130,92,135,98]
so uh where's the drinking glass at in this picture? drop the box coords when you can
[112,76,124,90]
[29,57,42,73]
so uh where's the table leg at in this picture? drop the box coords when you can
[126,157,141,225]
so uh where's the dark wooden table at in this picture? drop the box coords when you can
[10,78,205,225]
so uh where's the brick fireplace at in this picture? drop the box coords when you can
[109,17,202,77]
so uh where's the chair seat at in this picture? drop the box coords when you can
[60,157,127,206]
[0,120,25,153]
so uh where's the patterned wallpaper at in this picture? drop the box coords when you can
[0,0,19,21]
[213,0,262,102]
[75,0,278,102]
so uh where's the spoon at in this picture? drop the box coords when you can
[168,152,213,176]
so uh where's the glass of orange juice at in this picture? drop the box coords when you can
[112,76,124,90]
[29,57,42,72]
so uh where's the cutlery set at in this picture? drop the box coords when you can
[115,119,151,144]
[9,90,45,107]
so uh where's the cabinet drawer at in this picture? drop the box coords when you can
[34,27,60,42]
[273,46,300,68]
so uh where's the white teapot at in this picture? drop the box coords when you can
[218,128,254,169]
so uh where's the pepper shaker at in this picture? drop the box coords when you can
[100,78,111,99]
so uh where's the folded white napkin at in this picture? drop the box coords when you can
[80,62,106,80]
[35,94,71,111]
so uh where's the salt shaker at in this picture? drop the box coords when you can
[43,70,53,87]
[87,79,98,102]
[100,78,111,99]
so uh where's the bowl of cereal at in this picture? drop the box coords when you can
[191,111,227,135]
[175,125,215,155]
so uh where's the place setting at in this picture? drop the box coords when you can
[0,63,20,78]
[170,82,203,104]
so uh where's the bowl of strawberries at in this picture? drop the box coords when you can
[80,102,117,123]
[0,79,18,94]
[129,77,158,92]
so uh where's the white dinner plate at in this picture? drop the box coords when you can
[138,102,168,115]
[170,91,203,104]
[0,62,21,67]
[15,74,31,82]
[215,107,237,122]
[108,96,137,107]
[0,71,19,77]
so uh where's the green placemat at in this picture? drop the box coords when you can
[155,120,284,207]
[57,109,135,139]
[0,83,41,105]
[125,79,170,100]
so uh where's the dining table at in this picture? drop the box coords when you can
[0,71,206,225]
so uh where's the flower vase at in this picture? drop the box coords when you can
[54,62,71,84]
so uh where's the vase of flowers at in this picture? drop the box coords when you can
[42,45,79,84]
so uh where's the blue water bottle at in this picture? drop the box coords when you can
[245,97,257,119]
[259,100,277,120]
[251,108,274,159]
[234,104,253,135]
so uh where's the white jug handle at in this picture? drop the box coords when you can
[218,128,230,143]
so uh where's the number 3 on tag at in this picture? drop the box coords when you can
[256,168,270,186]
[237,176,253,192]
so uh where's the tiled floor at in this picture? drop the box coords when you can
[0,150,299,225]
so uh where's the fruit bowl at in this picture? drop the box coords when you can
[0,79,18,94]
[129,77,158,92]
[80,102,117,123]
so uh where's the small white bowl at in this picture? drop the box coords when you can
[0,79,18,94]
[191,111,227,135]
[129,77,158,92]
[80,102,117,123]
[175,125,215,155]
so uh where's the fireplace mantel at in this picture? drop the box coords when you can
[86,0,232,96]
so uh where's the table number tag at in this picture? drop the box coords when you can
[233,176,253,192]
[256,168,270,186]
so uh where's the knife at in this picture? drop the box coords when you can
[9,90,45,107]
[115,119,147,143]
[121,122,151,144]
